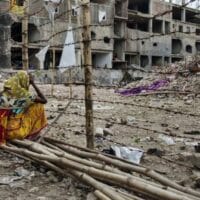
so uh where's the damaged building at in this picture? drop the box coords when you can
[0,0,199,71]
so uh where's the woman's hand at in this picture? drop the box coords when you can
[28,73,35,85]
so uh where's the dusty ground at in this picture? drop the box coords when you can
[0,73,200,199]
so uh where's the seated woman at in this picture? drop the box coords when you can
[0,71,47,144]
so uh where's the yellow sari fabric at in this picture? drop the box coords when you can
[6,103,47,141]
[0,71,47,143]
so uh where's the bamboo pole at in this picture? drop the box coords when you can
[22,0,29,70]
[40,140,198,199]
[94,190,112,200]
[43,137,200,199]
[51,17,56,96]
[2,144,196,200]
[13,140,197,200]
[82,0,94,149]
[1,144,125,200]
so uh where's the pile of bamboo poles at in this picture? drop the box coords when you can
[1,137,200,200]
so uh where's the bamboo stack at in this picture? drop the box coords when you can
[1,137,200,200]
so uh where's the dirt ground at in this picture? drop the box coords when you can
[0,73,200,199]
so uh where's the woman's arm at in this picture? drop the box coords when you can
[29,74,47,104]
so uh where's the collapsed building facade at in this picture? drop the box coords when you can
[0,0,199,71]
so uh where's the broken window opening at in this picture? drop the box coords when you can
[152,56,162,66]
[104,37,110,43]
[127,21,137,29]
[11,47,22,69]
[72,5,78,16]
[196,42,200,52]
[186,45,192,53]
[165,22,170,34]
[115,0,127,17]
[114,40,124,60]
[186,10,198,24]
[29,48,39,69]
[92,52,112,68]
[172,57,182,63]
[140,55,149,68]
[16,0,24,6]
[172,39,182,54]
[179,25,183,32]
[172,7,181,20]
[186,26,190,34]
[128,0,149,14]
[11,22,22,42]
[153,20,162,33]
[44,50,61,70]
[164,57,170,64]
[127,19,149,32]
[196,29,200,35]
[125,54,139,66]
[114,22,124,37]
[91,31,96,39]
[28,24,40,43]
[153,43,157,47]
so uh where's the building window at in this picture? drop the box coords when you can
[16,0,24,6]
[186,27,190,33]
[186,45,192,53]
[72,6,78,16]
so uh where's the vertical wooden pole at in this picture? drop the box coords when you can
[51,20,56,96]
[22,0,29,70]
[76,0,84,64]
[67,0,73,99]
[81,0,94,149]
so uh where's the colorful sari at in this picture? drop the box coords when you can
[0,71,47,144]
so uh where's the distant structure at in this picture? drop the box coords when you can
[0,0,199,69]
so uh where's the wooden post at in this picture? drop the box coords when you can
[22,0,29,70]
[67,0,73,99]
[81,0,94,149]
[51,19,56,96]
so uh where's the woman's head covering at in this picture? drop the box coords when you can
[3,71,30,98]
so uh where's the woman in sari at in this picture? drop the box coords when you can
[0,71,47,144]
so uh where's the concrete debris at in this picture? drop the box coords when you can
[188,60,200,73]
[103,128,113,136]
[158,134,175,145]
[181,152,200,169]
[95,127,104,137]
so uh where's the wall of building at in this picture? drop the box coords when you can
[0,0,200,71]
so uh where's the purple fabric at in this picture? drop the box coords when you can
[116,79,169,96]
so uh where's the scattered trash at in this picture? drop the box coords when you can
[195,143,200,153]
[126,116,136,125]
[110,146,144,164]
[103,128,113,136]
[146,148,165,157]
[95,127,104,137]
[116,79,169,96]
[184,130,200,135]
[140,136,153,142]
[161,123,168,127]
[184,141,199,146]
[158,134,175,145]
[188,60,200,73]
[15,167,30,177]
[0,176,22,185]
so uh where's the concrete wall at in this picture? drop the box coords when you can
[30,68,145,85]
[0,0,10,13]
